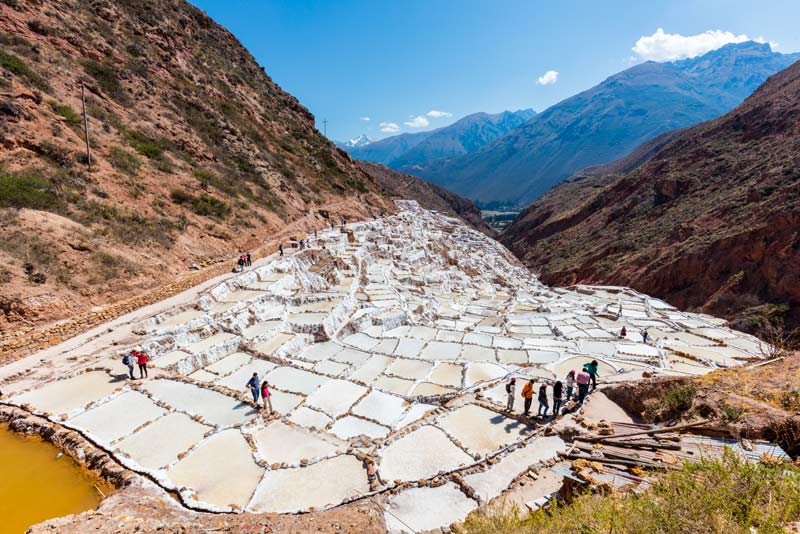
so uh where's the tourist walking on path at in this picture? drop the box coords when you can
[521,379,534,416]
[237,255,245,272]
[122,351,135,380]
[576,369,591,403]
[619,326,627,338]
[246,252,252,266]
[553,380,563,416]
[537,383,549,417]
[260,381,272,414]
[584,360,599,391]
[505,377,516,412]
[278,242,284,257]
[246,373,260,404]
[565,370,575,401]
[642,329,649,344]
[135,350,148,379]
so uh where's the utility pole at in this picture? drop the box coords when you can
[80,80,91,170]
[322,118,328,138]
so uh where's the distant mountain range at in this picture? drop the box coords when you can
[501,58,800,333]
[342,109,535,170]
[408,42,800,206]
[357,161,495,236]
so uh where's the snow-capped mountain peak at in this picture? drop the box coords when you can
[344,134,372,147]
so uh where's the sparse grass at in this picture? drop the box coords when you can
[458,450,800,534]
[0,49,50,91]
[79,201,178,248]
[47,100,82,128]
[88,251,140,284]
[83,60,126,101]
[0,170,58,210]
[122,129,166,159]
[170,188,229,219]
[193,168,240,198]
[697,350,800,411]
[107,146,141,176]
[0,231,73,285]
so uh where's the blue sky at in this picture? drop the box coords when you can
[190,0,800,142]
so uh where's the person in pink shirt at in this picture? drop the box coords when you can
[576,368,591,404]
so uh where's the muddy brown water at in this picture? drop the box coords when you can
[0,424,109,533]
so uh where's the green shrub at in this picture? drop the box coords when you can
[170,189,193,204]
[47,100,82,128]
[83,60,125,101]
[107,146,140,175]
[0,49,49,91]
[660,383,697,413]
[721,403,745,422]
[0,171,57,209]
[193,168,240,197]
[37,141,73,167]
[169,188,228,219]
[190,193,229,218]
[123,129,165,159]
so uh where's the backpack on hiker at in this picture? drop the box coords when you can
[122,353,131,366]
[505,382,512,394]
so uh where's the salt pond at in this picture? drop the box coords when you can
[1,201,768,529]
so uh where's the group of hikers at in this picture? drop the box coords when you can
[246,372,273,414]
[235,251,252,272]
[120,353,274,414]
[122,349,149,380]
[506,360,600,418]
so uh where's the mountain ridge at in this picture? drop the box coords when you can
[501,58,800,332]
[413,41,800,206]
[344,108,535,169]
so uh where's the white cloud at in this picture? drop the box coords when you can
[426,110,452,118]
[379,121,400,133]
[632,28,765,62]
[360,116,370,121]
[404,115,430,128]
[536,70,559,85]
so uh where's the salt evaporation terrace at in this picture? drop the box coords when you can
[0,201,768,531]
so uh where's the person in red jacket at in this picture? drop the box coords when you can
[135,350,149,379]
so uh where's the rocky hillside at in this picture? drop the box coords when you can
[345,109,535,170]
[502,59,800,332]
[357,161,494,236]
[414,42,800,206]
[0,0,391,331]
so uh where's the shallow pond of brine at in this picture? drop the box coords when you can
[0,424,107,534]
